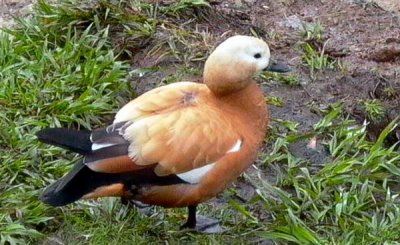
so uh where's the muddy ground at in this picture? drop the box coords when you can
[209,0,400,136]
[0,0,33,27]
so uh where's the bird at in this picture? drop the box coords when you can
[37,35,290,232]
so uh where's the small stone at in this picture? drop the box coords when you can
[307,137,318,150]
[279,15,304,30]
[371,46,400,62]
[372,0,400,12]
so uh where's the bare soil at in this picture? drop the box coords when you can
[0,0,33,28]
[210,0,400,134]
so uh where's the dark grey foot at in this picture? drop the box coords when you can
[192,215,225,233]
[180,206,225,233]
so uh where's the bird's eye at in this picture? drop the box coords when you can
[254,53,261,59]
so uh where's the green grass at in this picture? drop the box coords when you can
[260,72,300,86]
[0,16,131,244]
[298,21,338,80]
[266,96,285,107]
[300,21,324,43]
[2,0,400,244]
[252,105,400,244]
[362,99,386,121]
[300,42,336,79]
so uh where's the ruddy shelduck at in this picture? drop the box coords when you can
[37,35,290,231]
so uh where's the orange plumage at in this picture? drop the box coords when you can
[37,35,289,231]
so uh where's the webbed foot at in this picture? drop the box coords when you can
[180,206,225,233]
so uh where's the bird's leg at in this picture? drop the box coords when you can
[180,205,225,233]
[180,205,197,229]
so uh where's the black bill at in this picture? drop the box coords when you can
[263,60,291,73]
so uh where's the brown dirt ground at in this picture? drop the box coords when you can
[208,0,400,133]
[0,0,33,27]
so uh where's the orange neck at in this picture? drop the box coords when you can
[217,81,268,146]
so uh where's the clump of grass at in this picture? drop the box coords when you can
[148,27,214,67]
[301,42,336,78]
[298,21,337,79]
[301,21,324,43]
[136,0,210,19]
[260,72,300,86]
[35,0,157,57]
[158,0,210,18]
[272,118,300,132]
[0,13,132,245]
[266,96,285,107]
[382,86,399,99]
[33,0,210,60]
[362,99,386,121]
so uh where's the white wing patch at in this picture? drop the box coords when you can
[177,162,216,184]
[227,139,242,153]
[176,139,241,184]
[91,143,116,151]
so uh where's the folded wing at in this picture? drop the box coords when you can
[89,82,241,179]
[39,82,242,206]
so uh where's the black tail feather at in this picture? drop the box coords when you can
[39,162,187,207]
[36,128,92,154]
[39,161,132,206]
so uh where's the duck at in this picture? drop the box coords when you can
[37,35,290,232]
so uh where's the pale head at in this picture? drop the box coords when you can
[203,35,271,96]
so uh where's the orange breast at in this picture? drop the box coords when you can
[135,81,268,208]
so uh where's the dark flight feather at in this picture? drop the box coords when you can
[39,161,186,207]
[38,122,187,207]
[36,128,92,154]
